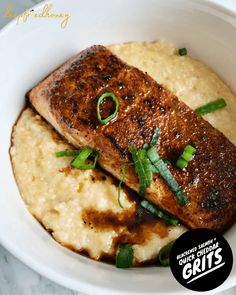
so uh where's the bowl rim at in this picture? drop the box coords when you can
[0,0,236,294]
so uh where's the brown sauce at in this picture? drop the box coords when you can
[82,206,169,250]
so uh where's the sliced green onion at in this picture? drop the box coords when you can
[176,190,188,204]
[55,150,81,158]
[147,146,189,206]
[195,98,227,115]
[118,164,126,208]
[71,147,98,170]
[175,157,188,170]
[141,200,179,226]
[182,147,195,161]
[117,163,133,208]
[159,240,175,266]
[178,48,187,56]
[129,144,153,197]
[150,128,160,147]
[143,128,160,151]
[147,145,160,162]
[154,158,187,205]
[142,143,149,150]
[149,163,159,173]
[116,244,134,268]
[137,149,153,188]
[184,144,196,155]
[163,159,172,165]
[129,145,145,196]
[129,129,188,205]
[176,144,196,170]
[97,92,119,125]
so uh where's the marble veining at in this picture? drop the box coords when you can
[0,246,80,295]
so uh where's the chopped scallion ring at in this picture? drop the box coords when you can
[115,244,134,268]
[159,240,175,266]
[175,157,188,170]
[195,98,226,115]
[71,147,98,170]
[141,200,179,226]
[178,48,187,56]
[97,92,119,125]
[176,144,196,170]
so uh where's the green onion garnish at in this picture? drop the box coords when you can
[176,144,196,170]
[117,162,133,208]
[195,98,227,115]
[128,128,160,195]
[159,240,175,266]
[55,150,81,158]
[141,200,179,226]
[97,92,119,125]
[150,128,160,147]
[129,128,188,206]
[147,146,189,206]
[117,163,130,208]
[142,128,159,151]
[138,149,153,188]
[129,145,153,197]
[178,48,187,56]
[175,157,187,170]
[115,244,134,268]
[163,159,172,165]
[142,143,149,150]
[71,147,98,170]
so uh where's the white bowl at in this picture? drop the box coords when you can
[0,0,236,294]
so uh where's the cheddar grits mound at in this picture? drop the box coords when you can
[10,108,186,264]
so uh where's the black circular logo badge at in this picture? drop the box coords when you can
[170,229,233,291]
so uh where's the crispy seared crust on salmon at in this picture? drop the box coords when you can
[28,45,236,232]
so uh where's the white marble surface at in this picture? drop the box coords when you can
[0,246,78,295]
[0,0,236,295]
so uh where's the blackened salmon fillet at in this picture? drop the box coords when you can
[28,45,236,232]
